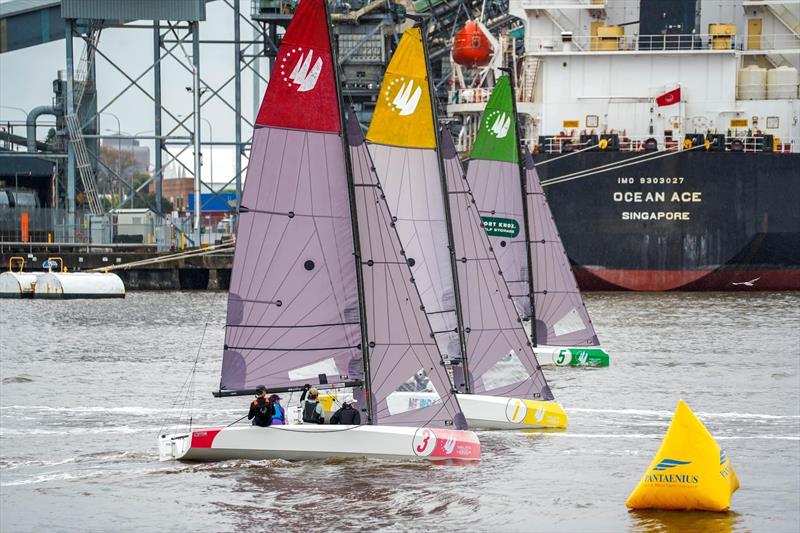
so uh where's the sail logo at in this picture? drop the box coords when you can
[443,434,457,455]
[653,458,692,471]
[644,458,699,485]
[384,77,422,116]
[485,110,511,138]
[279,47,323,92]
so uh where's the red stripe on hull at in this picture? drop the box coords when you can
[574,267,800,292]
[190,429,221,449]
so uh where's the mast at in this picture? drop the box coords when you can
[327,2,374,424]
[420,21,471,392]
[503,67,538,348]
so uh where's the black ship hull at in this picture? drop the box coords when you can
[533,150,800,291]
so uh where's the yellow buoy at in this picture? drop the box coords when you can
[626,399,739,511]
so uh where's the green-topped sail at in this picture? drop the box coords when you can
[470,76,518,164]
[467,75,610,368]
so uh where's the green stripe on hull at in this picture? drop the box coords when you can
[553,348,610,367]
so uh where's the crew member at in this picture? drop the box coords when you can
[330,396,361,425]
[248,385,274,427]
[300,387,325,424]
[270,394,286,425]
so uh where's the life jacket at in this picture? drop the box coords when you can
[251,397,273,427]
[302,400,322,424]
[272,403,285,424]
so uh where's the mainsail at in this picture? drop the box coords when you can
[441,129,552,399]
[365,28,463,366]
[468,75,600,347]
[219,0,464,428]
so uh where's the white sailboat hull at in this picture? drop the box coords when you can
[159,424,481,462]
[322,392,567,430]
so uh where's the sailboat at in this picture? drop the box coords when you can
[158,0,479,462]
[363,27,566,430]
[467,75,610,368]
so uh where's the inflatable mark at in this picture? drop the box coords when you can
[626,399,740,512]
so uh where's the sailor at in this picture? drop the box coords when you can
[270,394,286,425]
[330,396,361,425]
[300,387,325,424]
[248,385,274,427]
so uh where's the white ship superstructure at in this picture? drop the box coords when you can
[448,0,800,154]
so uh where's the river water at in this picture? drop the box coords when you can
[1,291,798,532]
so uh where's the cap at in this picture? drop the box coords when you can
[269,394,281,401]
[255,385,266,393]
[343,395,357,405]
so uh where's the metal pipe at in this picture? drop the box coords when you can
[26,106,60,152]
[65,19,76,241]
[234,0,242,217]
[192,21,202,247]
[154,21,163,216]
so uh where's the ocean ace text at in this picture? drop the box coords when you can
[613,177,702,221]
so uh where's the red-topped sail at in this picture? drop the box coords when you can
[254,0,340,133]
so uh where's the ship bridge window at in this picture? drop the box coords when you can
[586,115,599,128]
[767,116,779,129]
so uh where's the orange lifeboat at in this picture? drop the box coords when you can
[452,21,493,68]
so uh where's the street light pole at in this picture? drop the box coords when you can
[101,112,121,206]
[200,117,214,183]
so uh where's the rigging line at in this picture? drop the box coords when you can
[532,141,593,167]
[541,146,676,185]
[229,321,360,329]
[158,291,220,438]
[541,143,707,186]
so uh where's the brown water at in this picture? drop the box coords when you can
[1,292,798,532]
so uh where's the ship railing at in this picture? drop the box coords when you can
[530,135,799,154]
[448,86,533,105]
[527,33,799,53]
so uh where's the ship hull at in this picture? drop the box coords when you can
[533,151,800,291]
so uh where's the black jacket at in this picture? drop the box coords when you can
[330,405,361,425]
[248,397,275,427]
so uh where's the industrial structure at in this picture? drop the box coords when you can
[0,0,502,249]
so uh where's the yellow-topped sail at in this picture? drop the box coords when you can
[626,399,740,512]
[366,28,436,148]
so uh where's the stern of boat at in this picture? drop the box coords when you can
[158,432,192,461]
[459,394,568,430]
[535,346,610,367]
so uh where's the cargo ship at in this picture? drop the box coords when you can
[446,0,800,291]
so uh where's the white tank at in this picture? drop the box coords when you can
[767,66,799,100]
[34,272,125,299]
[737,65,767,100]
[0,272,39,298]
